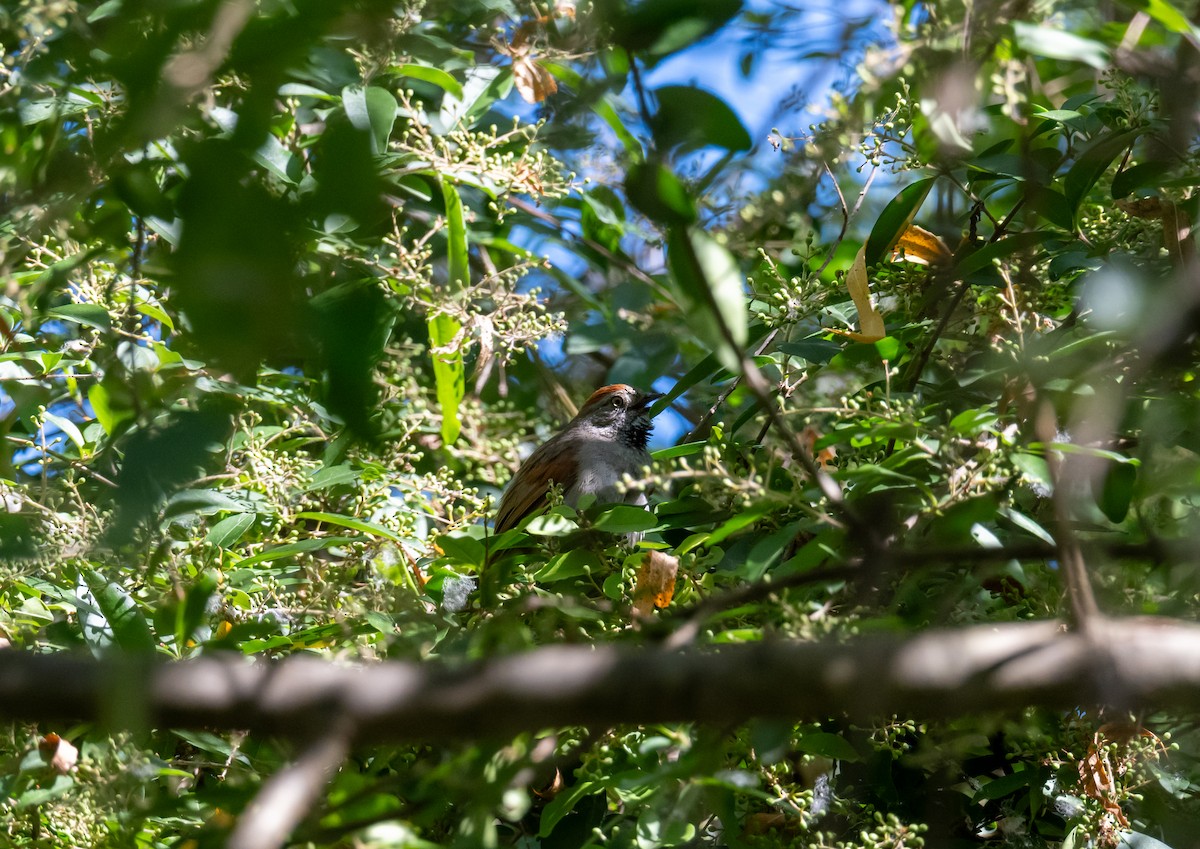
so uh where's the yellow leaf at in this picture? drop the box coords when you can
[844,246,885,342]
[893,224,951,265]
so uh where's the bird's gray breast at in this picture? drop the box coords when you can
[565,439,650,507]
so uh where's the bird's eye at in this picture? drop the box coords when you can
[610,396,623,408]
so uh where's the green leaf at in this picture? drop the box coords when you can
[873,336,901,361]
[604,0,743,60]
[177,572,218,648]
[172,729,248,760]
[16,775,74,808]
[525,511,579,537]
[794,731,860,762]
[652,441,706,460]
[534,549,603,582]
[1001,507,1056,546]
[1013,452,1052,492]
[539,781,600,837]
[1026,185,1074,230]
[234,536,361,568]
[296,511,402,541]
[650,85,751,153]
[1119,0,1200,41]
[596,95,644,159]
[1096,460,1137,524]
[865,177,935,267]
[706,508,767,546]
[954,231,1056,278]
[1013,22,1111,69]
[590,505,657,534]
[392,63,464,100]
[626,160,697,224]
[47,303,111,331]
[426,178,469,446]
[973,768,1041,801]
[81,570,157,653]
[436,533,485,566]
[342,85,398,155]
[206,512,256,548]
[742,522,801,582]
[438,65,505,127]
[1112,161,1172,199]
[164,489,251,518]
[1033,109,1085,122]
[42,410,85,452]
[949,408,998,435]
[1064,129,1141,215]
[253,134,298,185]
[134,299,175,330]
[667,227,748,372]
[1118,833,1177,849]
[429,313,464,446]
[777,339,841,363]
[305,464,361,491]
[442,179,469,290]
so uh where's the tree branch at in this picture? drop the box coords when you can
[227,715,354,849]
[5,619,1200,738]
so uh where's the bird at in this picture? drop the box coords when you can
[493,384,663,535]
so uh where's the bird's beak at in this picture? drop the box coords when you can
[635,391,665,414]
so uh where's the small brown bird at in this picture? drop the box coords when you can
[493,384,663,534]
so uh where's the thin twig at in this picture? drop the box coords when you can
[227,714,355,849]
[1034,400,1101,634]
[683,329,779,443]
[901,274,969,392]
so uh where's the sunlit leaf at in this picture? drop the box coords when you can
[80,570,156,653]
[342,85,398,155]
[206,512,255,547]
[865,177,936,267]
[892,224,951,265]
[429,313,464,445]
[1013,21,1111,69]
[392,63,464,100]
[591,504,657,534]
[534,549,601,581]
[47,303,111,331]
[667,227,748,370]
[828,246,885,343]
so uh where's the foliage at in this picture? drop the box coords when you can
[2,0,1200,847]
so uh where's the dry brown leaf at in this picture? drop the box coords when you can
[1076,722,1164,831]
[632,551,679,617]
[1079,740,1130,828]
[534,767,565,799]
[512,55,558,104]
[799,425,837,469]
[893,224,952,265]
[501,7,570,104]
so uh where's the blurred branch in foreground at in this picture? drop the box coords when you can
[4,617,1200,738]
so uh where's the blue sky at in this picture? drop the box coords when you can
[518,0,890,447]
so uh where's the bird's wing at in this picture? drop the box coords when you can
[493,446,579,534]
